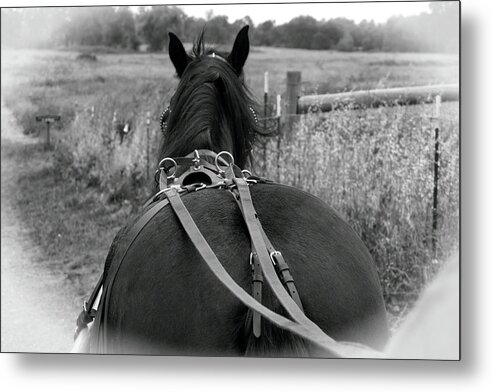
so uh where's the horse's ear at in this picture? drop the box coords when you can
[169,32,191,78]
[228,25,250,75]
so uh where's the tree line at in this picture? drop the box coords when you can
[1,3,458,53]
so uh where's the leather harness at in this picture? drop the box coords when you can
[74,150,384,358]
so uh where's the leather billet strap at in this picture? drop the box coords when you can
[164,184,383,358]
[229,181,304,338]
[232,179,308,324]
[249,252,263,338]
[257,225,304,312]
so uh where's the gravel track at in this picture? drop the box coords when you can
[1,102,78,353]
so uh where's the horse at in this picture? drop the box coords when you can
[76,26,390,357]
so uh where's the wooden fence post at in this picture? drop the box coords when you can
[285,71,301,135]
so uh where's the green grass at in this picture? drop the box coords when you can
[1,47,459,320]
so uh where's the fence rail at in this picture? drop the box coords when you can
[297,84,459,114]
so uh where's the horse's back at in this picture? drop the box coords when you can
[103,183,389,355]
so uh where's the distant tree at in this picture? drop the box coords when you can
[182,16,207,43]
[104,7,138,49]
[351,20,382,51]
[205,15,233,44]
[253,20,276,46]
[337,31,355,52]
[311,21,345,49]
[137,6,186,51]
[282,16,319,48]
[3,4,458,54]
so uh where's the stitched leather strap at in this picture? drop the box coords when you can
[164,186,383,358]
[229,185,304,337]
[253,220,304,311]
[250,252,263,337]
[261,233,304,313]
[92,196,172,353]
[232,179,311,324]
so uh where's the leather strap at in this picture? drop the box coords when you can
[250,252,263,337]
[74,273,104,340]
[232,179,309,324]
[260,231,304,312]
[226,164,304,333]
[229,185,304,337]
[250,216,304,311]
[163,186,383,358]
[92,196,172,352]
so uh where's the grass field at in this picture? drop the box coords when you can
[1,46,459,324]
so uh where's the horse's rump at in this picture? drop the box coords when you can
[96,182,389,356]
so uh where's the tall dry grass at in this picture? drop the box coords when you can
[254,102,459,316]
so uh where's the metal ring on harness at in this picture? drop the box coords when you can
[159,157,177,181]
[242,169,252,178]
[214,151,235,175]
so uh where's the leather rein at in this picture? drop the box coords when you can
[74,149,384,358]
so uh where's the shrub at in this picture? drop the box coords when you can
[76,52,97,62]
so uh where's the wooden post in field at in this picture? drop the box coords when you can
[146,111,151,180]
[35,114,60,150]
[90,105,95,127]
[286,71,301,135]
[260,72,269,174]
[263,71,269,118]
[276,94,282,182]
[432,95,441,257]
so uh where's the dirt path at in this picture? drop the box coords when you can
[1,102,77,353]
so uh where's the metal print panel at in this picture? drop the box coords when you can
[1,1,459,359]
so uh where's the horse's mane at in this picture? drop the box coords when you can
[158,30,260,169]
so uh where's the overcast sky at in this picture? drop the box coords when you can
[177,2,433,25]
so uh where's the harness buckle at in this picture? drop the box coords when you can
[270,251,281,266]
[249,252,255,272]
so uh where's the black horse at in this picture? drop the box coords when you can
[85,26,389,357]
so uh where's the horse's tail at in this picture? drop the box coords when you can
[241,288,311,357]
